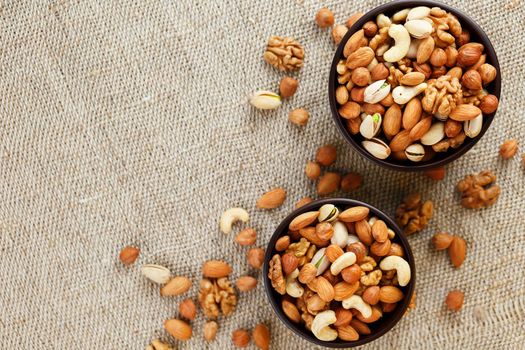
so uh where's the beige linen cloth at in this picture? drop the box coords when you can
[1,0,524,349]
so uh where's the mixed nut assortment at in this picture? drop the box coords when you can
[268,203,413,342]
[334,6,500,162]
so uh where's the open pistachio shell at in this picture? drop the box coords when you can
[364,80,391,104]
[405,143,425,162]
[362,138,391,159]
[464,113,483,138]
[421,121,445,145]
[359,113,382,139]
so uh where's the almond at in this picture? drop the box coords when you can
[347,242,367,263]
[299,227,330,247]
[334,307,354,327]
[379,286,404,303]
[349,319,371,335]
[402,98,422,130]
[316,145,337,166]
[337,325,359,341]
[298,263,317,284]
[388,242,405,257]
[382,302,397,313]
[247,248,265,269]
[383,104,402,138]
[256,188,286,209]
[295,197,313,209]
[448,236,466,268]
[317,172,341,195]
[423,166,446,181]
[236,275,258,292]
[409,116,433,141]
[370,239,391,257]
[445,290,464,311]
[339,101,361,119]
[362,286,380,305]
[343,29,365,57]
[346,47,375,69]
[179,298,197,320]
[282,299,301,323]
[338,206,369,222]
[354,220,373,245]
[346,12,364,28]
[252,323,270,350]
[203,321,218,342]
[371,63,389,81]
[371,220,388,242]
[341,264,362,284]
[275,235,290,251]
[202,260,232,278]
[289,211,319,231]
[316,276,335,302]
[432,232,454,250]
[232,329,250,348]
[389,130,413,152]
[416,37,435,64]
[119,246,140,265]
[447,66,463,80]
[326,244,344,262]
[400,72,426,86]
[334,281,359,301]
[305,161,321,180]
[281,253,299,275]
[341,172,362,192]
[235,228,257,246]
[160,276,192,296]
[164,319,192,341]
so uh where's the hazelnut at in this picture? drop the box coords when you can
[479,94,499,114]
[445,290,464,311]
[478,63,497,85]
[305,160,321,180]
[457,30,470,47]
[339,101,361,119]
[363,21,378,37]
[380,93,394,107]
[362,286,380,305]
[279,77,299,98]
[347,242,367,263]
[236,275,258,292]
[370,63,389,81]
[275,235,290,251]
[232,329,250,348]
[445,46,458,67]
[316,222,334,241]
[461,70,482,91]
[351,67,371,86]
[457,43,483,67]
[431,65,447,79]
[341,264,362,283]
[350,87,365,103]
[203,321,218,342]
[247,248,264,269]
[235,228,257,246]
[341,172,362,192]
[346,12,363,28]
[429,48,447,67]
[362,103,385,116]
[445,119,463,138]
[499,139,518,159]
[316,8,334,28]
[119,246,140,265]
[432,232,454,250]
[316,144,337,166]
[388,242,405,257]
[289,108,309,126]
[332,25,348,45]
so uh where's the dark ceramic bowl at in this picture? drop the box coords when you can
[263,198,416,348]
[329,0,501,171]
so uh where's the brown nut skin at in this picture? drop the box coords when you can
[371,220,388,243]
[346,12,363,28]
[461,70,482,91]
[334,307,353,327]
[275,235,290,251]
[247,248,265,269]
[432,232,454,250]
[478,63,497,85]
[356,306,382,323]
[457,43,483,67]
[379,286,404,303]
[448,236,466,268]
[499,139,518,159]
[316,145,337,166]
[370,63,389,81]
[350,87,365,103]
[298,263,317,284]
[317,172,341,195]
[445,46,458,67]
[326,244,344,263]
[351,67,371,86]
[457,30,470,47]
[204,321,218,342]
[341,264,362,284]
[430,48,447,67]
[387,242,405,257]
[350,319,371,335]
[179,298,197,320]
[445,290,465,311]
[431,65,447,78]
[289,108,309,126]
[282,299,301,323]
[354,220,373,246]
[252,323,270,350]
[413,62,432,79]
[281,253,299,276]
[340,101,361,119]
[380,93,394,107]
[423,166,446,181]
[381,302,397,313]
[362,286,380,305]
[119,246,140,265]
[363,21,378,37]
[445,119,463,138]
[347,242,367,263]
[370,239,391,257]
[279,77,299,98]
[447,66,463,80]
[362,103,385,116]
[316,222,334,241]
[322,269,341,286]
[232,329,250,348]
[479,95,499,114]
[305,161,321,180]
[315,8,334,28]
[235,228,257,246]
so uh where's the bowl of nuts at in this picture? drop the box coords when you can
[329,0,501,171]
[263,198,415,347]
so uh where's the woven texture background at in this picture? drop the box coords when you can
[1,0,524,349]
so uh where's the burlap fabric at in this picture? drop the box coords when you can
[1,0,524,349]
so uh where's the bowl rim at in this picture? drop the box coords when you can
[328,0,502,172]
[263,198,416,348]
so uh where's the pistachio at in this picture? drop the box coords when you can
[363,80,391,104]
[311,248,330,276]
[392,83,427,104]
[421,122,445,146]
[141,264,171,284]
[359,113,382,139]
[249,91,281,110]
[404,20,432,39]
[464,113,483,138]
[405,144,425,162]
[362,138,391,159]
[319,204,340,222]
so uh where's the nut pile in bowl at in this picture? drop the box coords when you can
[334,6,499,163]
[267,203,413,342]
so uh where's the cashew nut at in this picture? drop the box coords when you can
[379,255,411,287]
[330,252,357,275]
[331,221,349,247]
[311,310,338,341]
[347,234,360,245]
[404,20,433,39]
[376,13,392,28]
[406,6,431,21]
[392,83,427,104]
[219,208,249,234]
[285,268,304,298]
[407,38,420,59]
[342,295,372,318]
[311,248,330,276]
[383,25,411,63]
[363,79,391,104]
